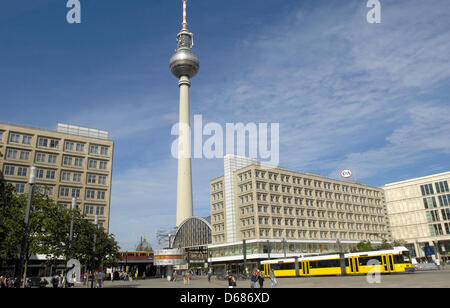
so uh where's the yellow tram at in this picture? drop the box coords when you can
[261,246,414,277]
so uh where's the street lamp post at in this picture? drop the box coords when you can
[64,197,76,288]
[91,215,98,288]
[17,166,36,288]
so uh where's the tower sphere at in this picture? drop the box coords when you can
[170,48,199,79]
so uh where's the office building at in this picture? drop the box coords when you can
[208,155,392,270]
[0,122,114,231]
[383,171,450,260]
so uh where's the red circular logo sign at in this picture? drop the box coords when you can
[340,169,353,178]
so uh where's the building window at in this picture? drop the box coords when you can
[421,184,434,196]
[14,183,25,193]
[435,181,449,194]
[6,149,18,159]
[96,206,104,216]
[19,151,30,161]
[62,171,71,181]
[71,188,80,198]
[63,156,73,166]
[89,145,99,154]
[9,133,20,143]
[22,135,32,145]
[99,161,107,170]
[88,159,97,169]
[36,168,44,179]
[86,190,95,199]
[87,174,96,184]
[76,143,84,152]
[65,141,74,151]
[73,173,81,182]
[4,165,15,175]
[74,157,83,167]
[48,154,57,164]
[49,139,59,149]
[98,175,106,185]
[97,191,105,200]
[85,205,94,215]
[36,153,46,162]
[38,137,48,147]
[100,146,108,156]
[16,167,27,177]
[60,187,69,197]
[46,170,55,179]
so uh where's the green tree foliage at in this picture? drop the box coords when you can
[0,177,119,272]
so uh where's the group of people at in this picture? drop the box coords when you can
[250,269,277,288]
[226,268,277,288]
[0,273,14,288]
[169,270,193,285]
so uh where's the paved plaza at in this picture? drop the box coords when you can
[96,268,450,288]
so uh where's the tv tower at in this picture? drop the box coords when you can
[170,0,199,227]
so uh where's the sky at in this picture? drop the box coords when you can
[1,0,449,250]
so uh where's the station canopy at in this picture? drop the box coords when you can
[171,216,211,249]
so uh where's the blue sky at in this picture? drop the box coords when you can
[1,0,449,250]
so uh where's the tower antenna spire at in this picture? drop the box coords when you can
[182,0,188,30]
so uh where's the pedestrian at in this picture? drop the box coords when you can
[227,272,237,288]
[250,269,258,288]
[143,272,146,280]
[207,269,212,283]
[187,270,192,285]
[269,269,277,288]
[173,271,177,282]
[435,257,441,270]
[51,274,60,288]
[98,271,105,288]
[257,269,265,288]
[0,273,5,288]
[183,271,187,285]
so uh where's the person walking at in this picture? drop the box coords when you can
[269,269,277,288]
[257,269,265,288]
[250,269,258,288]
[227,272,237,288]
[207,269,212,283]
[51,274,60,288]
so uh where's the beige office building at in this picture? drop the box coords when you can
[0,122,114,232]
[383,172,450,260]
[208,155,392,268]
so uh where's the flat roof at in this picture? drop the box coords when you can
[383,171,450,188]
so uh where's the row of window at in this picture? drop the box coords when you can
[4,132,110,156]
[421,181,449,196]
[3,165,108,185]
[429,223,450,236]
[426,209,450,223]
[5,149,109,169]
[241,170,382,197]
[423,194,450,209]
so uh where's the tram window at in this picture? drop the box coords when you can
[394,252,411,264]
[271,262,295,270]
[358,256,382,266]
[309,259,340,268]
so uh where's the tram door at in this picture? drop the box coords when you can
[348,257,360,274]
[382,254,395,273]
[302,261,310,276]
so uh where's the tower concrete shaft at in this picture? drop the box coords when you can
[176,76,193,226]
[170,0,199,227]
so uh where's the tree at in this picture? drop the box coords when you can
[356,240,373,251]
[0,175,120,278]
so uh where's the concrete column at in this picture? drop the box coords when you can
[176,75,193,226]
